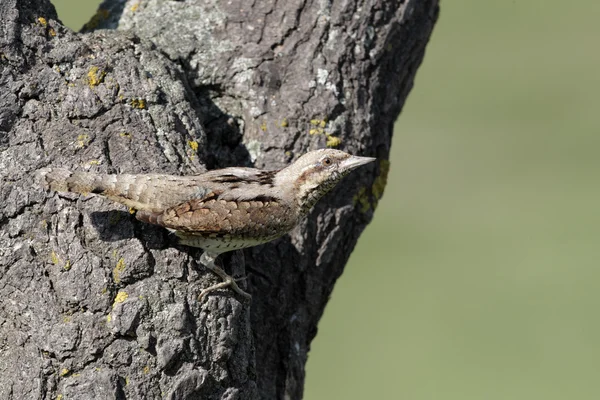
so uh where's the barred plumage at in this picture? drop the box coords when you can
[37,149,376,301]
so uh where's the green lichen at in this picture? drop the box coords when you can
[372,159,390,203]
[352,159,390,213]
[108,212,121,226]
[353,187,371,213]
[82,8,110,31]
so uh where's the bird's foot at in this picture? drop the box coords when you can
[198,252,252,302]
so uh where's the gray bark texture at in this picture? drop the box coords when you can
[0,0,438,398]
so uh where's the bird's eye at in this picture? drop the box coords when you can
[322,157,332,166]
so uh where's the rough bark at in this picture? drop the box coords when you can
[0,0,438,398]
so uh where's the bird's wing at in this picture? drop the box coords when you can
[135,191,292,237]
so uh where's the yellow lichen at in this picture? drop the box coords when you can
[129,208,136,214]
[130,3,140,12]
[113,258,126,283]
[48,28,56,37]
[63,260,71,271]
[260,121,267,132]
[37,17,47,27]
[143,366,150,374]
[62,316,71,323]
[88,160,100,165]
[57,394,63,400]
[50,251,59,265]
[106,314,112,323]
[76,134,89,148]
[325,135,342,148]
[280,118,289,128]
[188,140,198,152]
[87,66,106,87]
[113,291,129,306]
[310,118,327,128]
[130,98,146,109]
[309,128,320,135]
[60,368,70,377]
[119,132,132,138]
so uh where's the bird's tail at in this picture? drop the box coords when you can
[36,167,156,211]
[37,168,107,195]
[36,168,198,212]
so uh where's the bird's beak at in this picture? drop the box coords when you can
[341,155,377,171]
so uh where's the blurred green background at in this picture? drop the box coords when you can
[52,0,600,398]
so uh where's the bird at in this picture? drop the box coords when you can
[37,149,376,301]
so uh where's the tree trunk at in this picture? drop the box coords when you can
[0,0,438,398]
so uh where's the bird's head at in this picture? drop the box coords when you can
[276,149,376,212]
